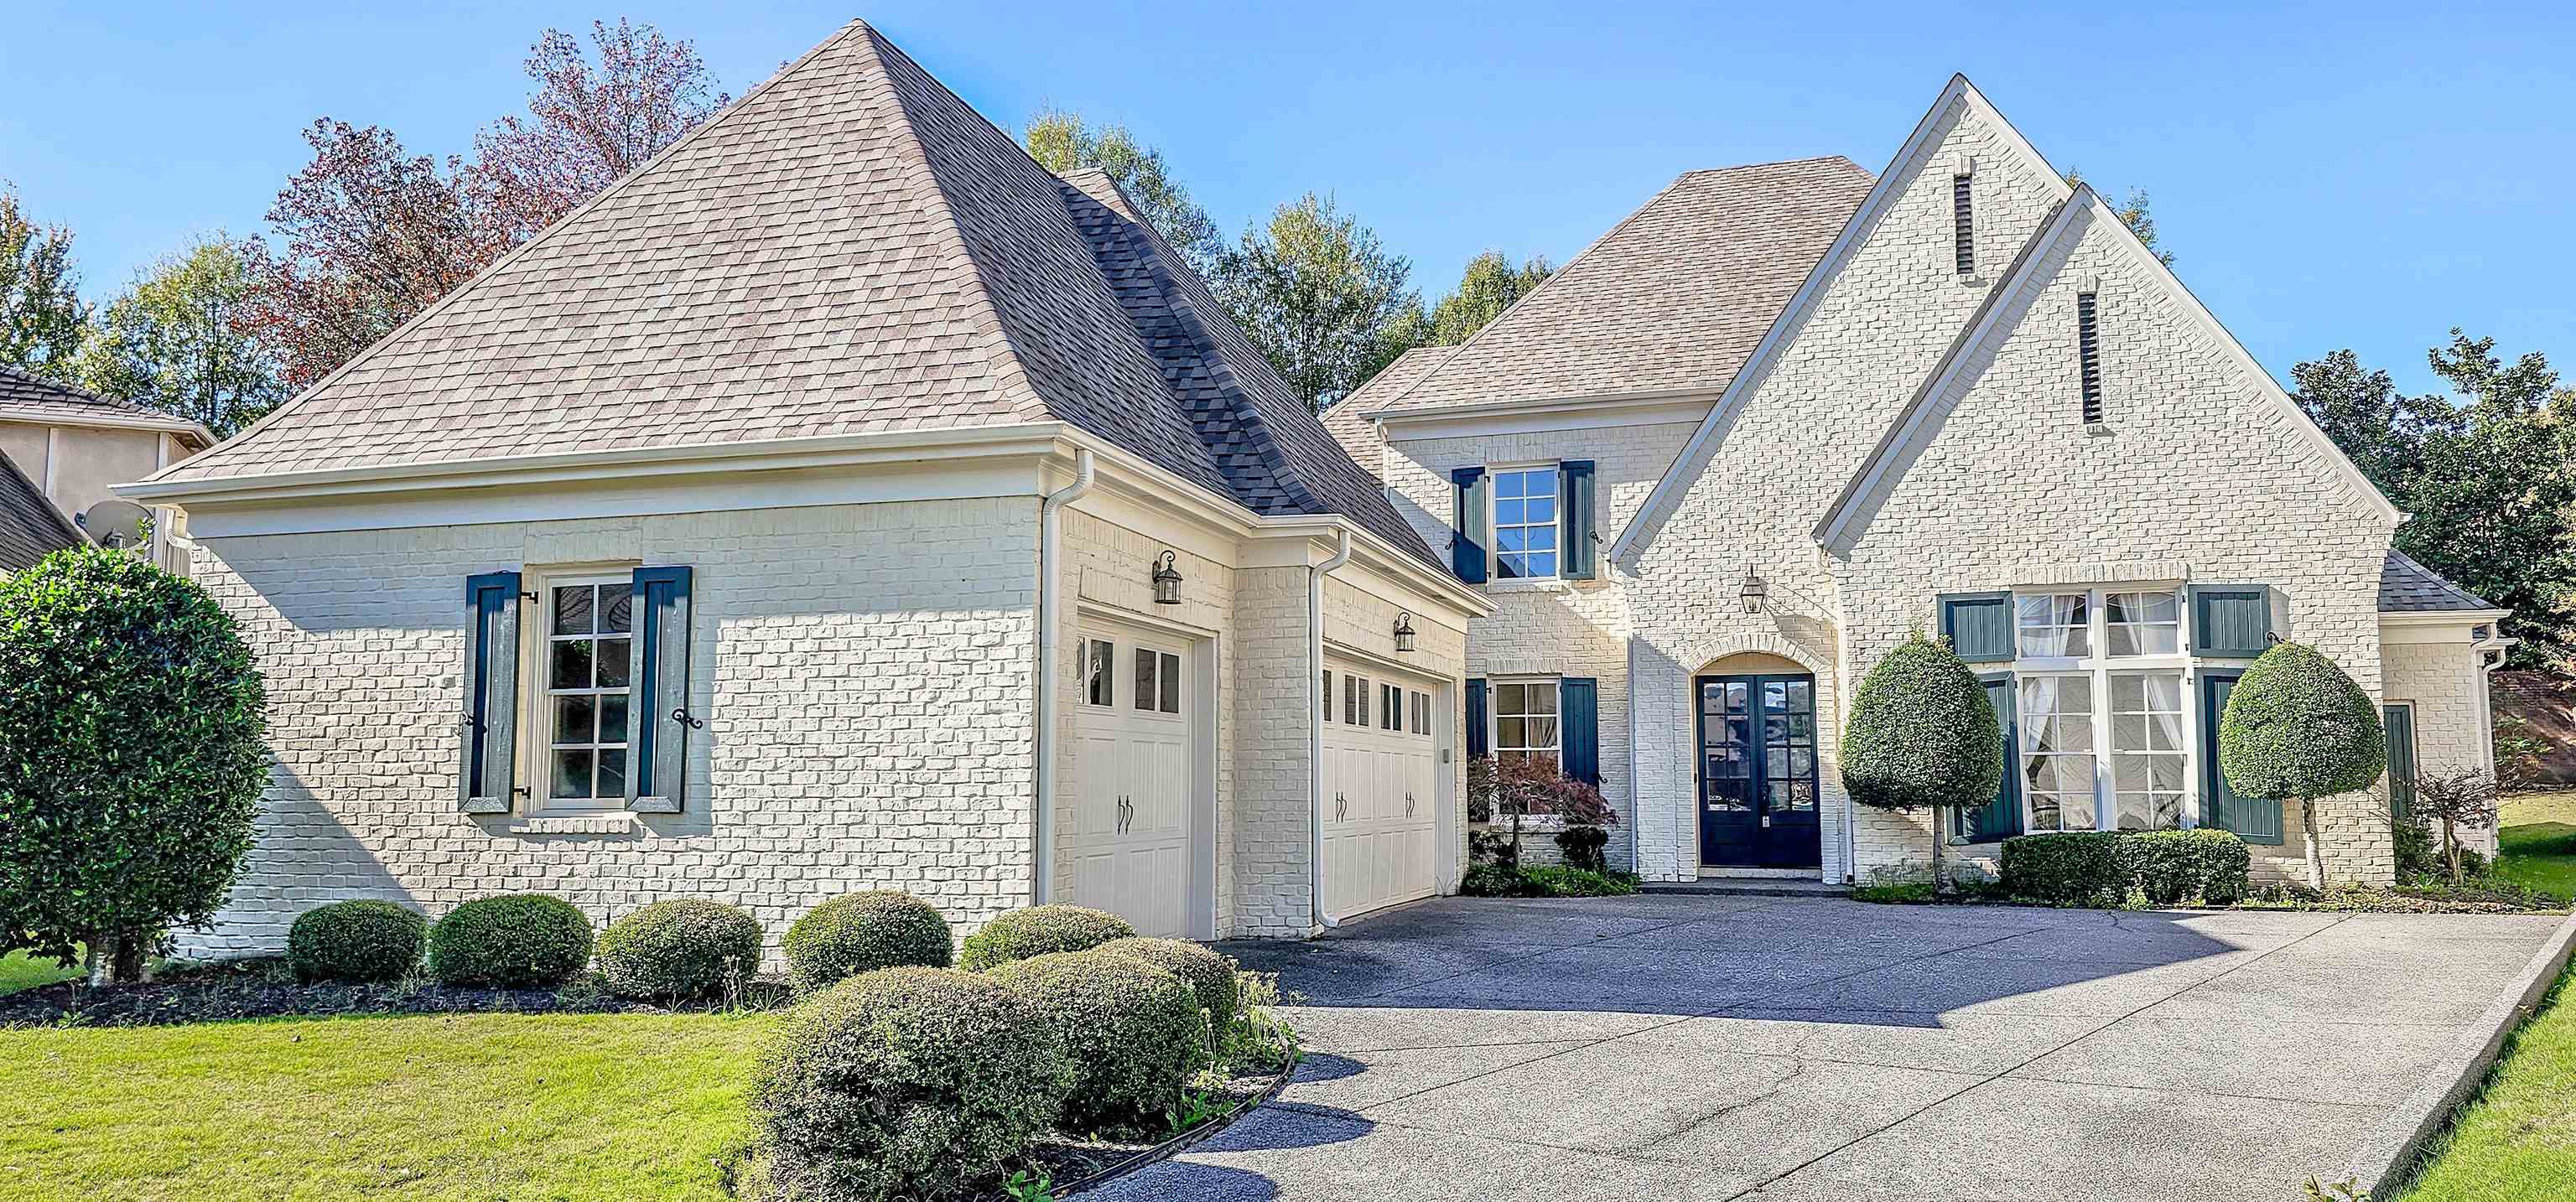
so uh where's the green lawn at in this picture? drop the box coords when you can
[2495,790,2576,903]
[0,1012,773,1201]
[0,951,78,996]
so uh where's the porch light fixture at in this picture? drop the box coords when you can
[1151,550,1184,605]
[1393,611,1417,653]
[1739,562,1768,614]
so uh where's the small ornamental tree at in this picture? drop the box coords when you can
[2407,767,2502,886]
[1841,634,2004,891]
[0,547,269,984]
[1475,754,1614,865]
[2218,640,2384,889]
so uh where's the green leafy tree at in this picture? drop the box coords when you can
[75,238,286,437]
[2064,172,2173,266]
[2218,641,2385,888]
[1362,250,1553,384]
[1022,108,1223,277]
[0,547,269,985]
[1841,634,2004,890]
[1213,193,1419,410]
[0,184,93,382]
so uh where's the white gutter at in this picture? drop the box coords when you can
[1032,448,1095,905]
[1309,527,1354,930]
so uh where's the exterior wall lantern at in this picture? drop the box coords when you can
[1151,550,1184,605]
[1393,611,1417,653]
[1739,562,1768,614]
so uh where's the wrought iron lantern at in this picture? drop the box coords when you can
[1394,611,1417,653]
[1151,550,1183,605]
[1739,562,1768,614]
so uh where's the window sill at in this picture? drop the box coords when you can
[507,812,641,835]
[1472,815,1570,833]
[1487,578,1569,593]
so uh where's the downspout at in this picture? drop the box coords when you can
[1032,448,1095,905]
[1309,527,1354,930]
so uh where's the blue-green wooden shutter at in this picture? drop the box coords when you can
[1450,467,1489,583]
[1558,460,1596,580]
[1940,592,2014,663]
[2383,704,2418,821]
[460,572,522,814]
[1953,673,2023,842]
[1559,677,1600,784]
[1465,679,1489,759]
[2200,671,2283,843]
[626,566,695,814]
[2189,585,2272,655]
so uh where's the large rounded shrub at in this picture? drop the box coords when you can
[1099,936,1239,1041]
[597,899,762,1001]
[2220,640,2385,885]
[753,966,1066,1201]
[0,547,268,982]
[993,950,1204,1135]
[782,890,952,993]
[957,904,1135,971]
[287,900,428,983]
[428,894,595,988]
[1842,633,2003,885]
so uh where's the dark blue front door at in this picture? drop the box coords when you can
[1696,674,1822,868]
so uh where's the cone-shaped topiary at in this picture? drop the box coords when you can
[991,950,1203,1135]
[781,890,952,994]
[597,899,764,1001]
[957,904,1135,971]
[2219,640,2385,887]
[1098,936,1239,1044]
[287,899,428,983]
[1841,633,2003,889]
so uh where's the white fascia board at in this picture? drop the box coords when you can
[0,406,215,444]
[1374,390,1716,442]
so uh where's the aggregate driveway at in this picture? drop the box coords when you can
[1090,894,2568,1202]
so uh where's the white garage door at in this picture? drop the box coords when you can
[1321,661,1441,921]
[1065,624,1198,937]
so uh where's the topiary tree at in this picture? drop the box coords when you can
[0,547,269,985]
[2219,640,2385,889]
[1841,633,2003,892]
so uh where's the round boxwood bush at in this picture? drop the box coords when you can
[753,966,1066,1201]
[1099,936,1239,1042]
[596,899,763,1001]
[992,950,1204,1135]
[957,904,1135,971]
[1842,633,2003,884]
[286,899,427,983]
[2220,640,2385,885]
[428,894,595,988]
[781,890,952,993]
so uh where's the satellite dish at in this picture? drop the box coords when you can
[78,500,152,550]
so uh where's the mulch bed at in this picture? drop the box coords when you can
[0,958,789,1028]
[1010,1062,1293,1198]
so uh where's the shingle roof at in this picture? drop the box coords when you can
[1355,158,1877,416]
[1320,346,1455,479]
[153,21,1431,563]
[0,448,81,573]
[0,365,186,430]
[2381,548,2497,614]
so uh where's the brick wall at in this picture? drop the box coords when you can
[2386,635,2503,854]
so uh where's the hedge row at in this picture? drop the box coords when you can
[1998,829,2251,905]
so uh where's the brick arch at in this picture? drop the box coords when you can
[1688,632,1831,679]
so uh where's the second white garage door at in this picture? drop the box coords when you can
[1321,661,1441,920]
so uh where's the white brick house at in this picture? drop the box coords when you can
[121,20,1487,958]
[1326,77,2512,888]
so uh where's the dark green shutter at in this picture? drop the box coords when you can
[1450,467,1489,583]
[2383,704,2418,821]
[1559,677,1600,784]
[460,572,522,814]
[1954,674,2023,842]
[1940,592,2014,662]
[2200,671,2282,843]
[1559,460,1596,580]
[2189,585,2272,655]
[626,567,695,814]
[1465,679,1488,759]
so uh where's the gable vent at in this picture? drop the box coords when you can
[2077,292,2104,423]
[1951,174,1975,275]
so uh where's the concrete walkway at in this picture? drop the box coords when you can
[1090,894,2568,1202]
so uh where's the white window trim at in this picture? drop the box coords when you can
[1487,461,1562,584]
[1488,676,1564,764]
[520,564,641,816]
[2005,585,2205,836]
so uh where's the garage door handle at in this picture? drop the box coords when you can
[1405,791,1415,816]
[1116,795,1131,833]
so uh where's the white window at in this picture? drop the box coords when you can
[2104,590,2181,656]
[1379,682,1401,731]
[2109,672,2188,829]
[1083,639,1115,707]
[1133,647,1181,715]
[1491,467,1558,579]
[2018,675,2096,833]
[541,577,634,808]
[1343,672,1368,727]
[1493,679,1560,766]
[1410,690,1431,737]
[2016,593,2090,658]
[2002,587,2195,835]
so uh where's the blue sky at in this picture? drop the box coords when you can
[7,2,2570,396]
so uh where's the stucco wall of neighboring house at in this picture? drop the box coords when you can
[1620,97,2068,882]
[175,498,1042,965]
[0,423,45,485]
[1829,206,2398,886]
[2384,630,2502,855]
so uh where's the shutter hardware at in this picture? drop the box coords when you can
[672,707,706,730]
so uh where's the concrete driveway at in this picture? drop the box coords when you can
[1090,894,2568,1202]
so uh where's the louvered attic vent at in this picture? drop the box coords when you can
[2077,292,2104,423]
[1951,174,1975,275]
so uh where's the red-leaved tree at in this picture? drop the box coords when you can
[464,19,730,248]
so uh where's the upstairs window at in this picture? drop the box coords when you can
[1492,467,1558,578]
[2078,291,2104,422]
[1951,174,1976,275]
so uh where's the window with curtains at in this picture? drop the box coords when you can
[2005,586,2199,835]
[1492,679,1560,766]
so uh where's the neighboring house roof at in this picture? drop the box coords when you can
[2380,547,2497,614]
[152,20,1432,564]
[1320,346,1455,478]
[0,448,82,573]
[0,366,210,446]
[1355,157,1877,417]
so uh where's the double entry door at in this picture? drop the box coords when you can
[1696,673,1822,868]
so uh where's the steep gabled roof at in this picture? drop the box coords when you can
[1319,345,1455,479]
[0,448,82,573]
[2380,548,2498,614]
[0,366,210,444]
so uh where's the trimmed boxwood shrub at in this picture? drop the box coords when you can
[1999,832,2130,904]
[2220,640,2385,886]
[992,950,1203,1135]
[2002,830,2256,906]
[1099,936,1238,1042]
[428,894,594,988]
[782,890,951,993]
[2126,829,2252,905]
[753,966,1066,1202]
[1841,634,2003,886]
[597,899,763,1001]
[286,899,427,983]
[957,904,1135,972]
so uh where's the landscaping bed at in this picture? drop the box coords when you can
[0,956,787,1028]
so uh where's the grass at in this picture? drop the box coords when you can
[0,1011,774,1201]
[2393,968,2576,1201]
[2494,790,2576,903]
[0,951,79,997]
